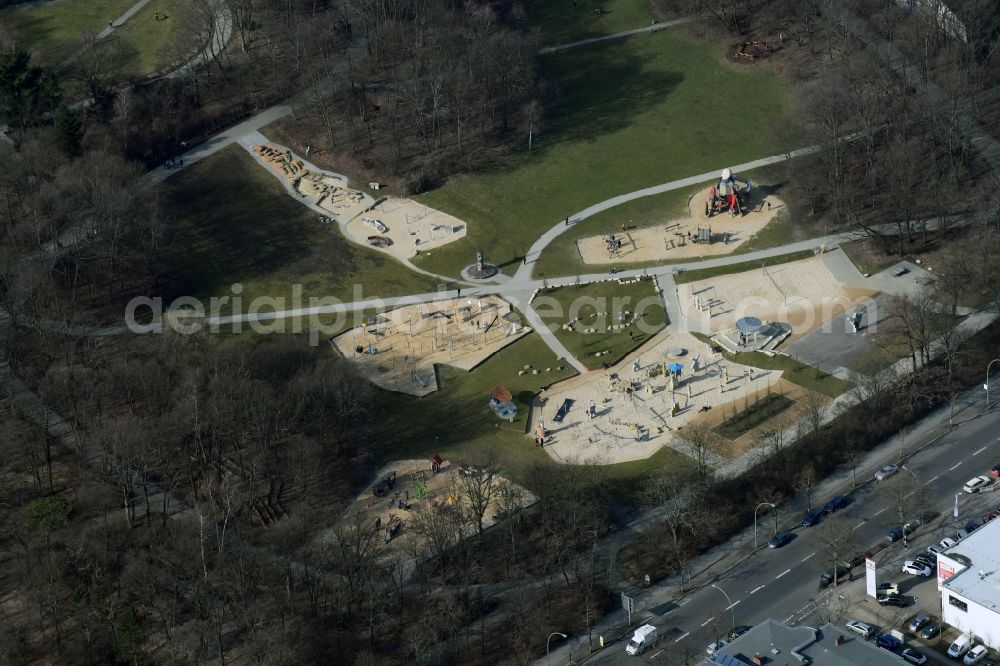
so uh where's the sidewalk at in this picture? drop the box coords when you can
[540,382,996,665]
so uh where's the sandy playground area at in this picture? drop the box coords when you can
[321,459,536,567]
[576,187,784,264]
[677,255,878,338]
[343,197,467,261]
[330,296,530,397]
[534,330,798,465]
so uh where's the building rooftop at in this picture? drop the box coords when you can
[940,517,1000,611]
[708,619,906,666]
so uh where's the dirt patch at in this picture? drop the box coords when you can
[576,186,784,264]
[536,330,792,465]
[343,197,467,261]
[320,459,536,566]
[330,296,530,397]
[678,256,878,338]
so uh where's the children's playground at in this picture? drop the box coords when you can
[676,255,877,344]
[323,458,536,563]
[329,296,531,397]
[576,169,784,264]
[530,330,806,465]
[343,197,468,261]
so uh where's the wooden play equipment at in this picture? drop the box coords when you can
[735,40,772,61]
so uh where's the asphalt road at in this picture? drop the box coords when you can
[591,408,1000,665]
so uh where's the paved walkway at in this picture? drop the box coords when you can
[165,0,232,78]
[97,0,155,38]
[538,16,697,54]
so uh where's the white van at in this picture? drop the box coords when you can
[626,624,657,655]
[948,634,973,658]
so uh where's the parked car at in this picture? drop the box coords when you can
[989,463,1000,478]
[988,509,1000,522]
[941,537,958,549]
[919,622,940,640]
[903,648,928,665]
[876,634,902,652]
[706,640,729,657]
[957,528,971,540]
[887,526,910,542]
[768,531,793,548]
[846,620,876,639]
[820,566,851,587]
[965,645,989,665]
[877,582,900,596]
[964,475,993,494]
[907,611,929,633]
[915,553,937,569]
[729,626,752,641]
[802,508,824,527]
[948,634,973,658]
[876,464,899,481]
[902,561,932,577]
[877,593,909,607]
[927,544,945,556]
[824,495,849,513]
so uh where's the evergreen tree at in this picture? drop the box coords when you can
[54,106,83,157]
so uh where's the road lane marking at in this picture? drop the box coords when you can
[701,618,713,627]
[974,446,986,455]
[802,552,816,562]
[854,521,866,530]
[675,632,690,643]
[949,462,962,471]
[873,508,886,516]
[776,569,791,579]
[750,585,765,594]
[651,650,664,659]
[926,475,939,485]
[726,601,740,610]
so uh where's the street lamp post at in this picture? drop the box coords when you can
[547,632,567,666]
[754,502,776,548]
[985,359,1000,410]
[711,583,736,630]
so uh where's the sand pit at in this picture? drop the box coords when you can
[535,330,797,465]
[678,256,878,339]
[321,459,536,568]
[344,198,467,261]
[330,296,530,397]
[576,187,784,264]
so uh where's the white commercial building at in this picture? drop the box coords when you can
[936,517,1000,649]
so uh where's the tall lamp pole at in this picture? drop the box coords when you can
[711,583,737,630]
[547,632,567,666]
[985,359,1000,410]
[754,502,776,548]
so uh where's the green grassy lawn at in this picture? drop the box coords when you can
[673,249,815,284]
[840,238,898,277]
[104,0,189,78]
[158,145,438,316]
[374,333,576,479]
[413,30,795,279]
[3,0,135,66]
[534,277,666,369]
[692,332,852,397]
[714,392,795,440]
[526,0,655,46]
